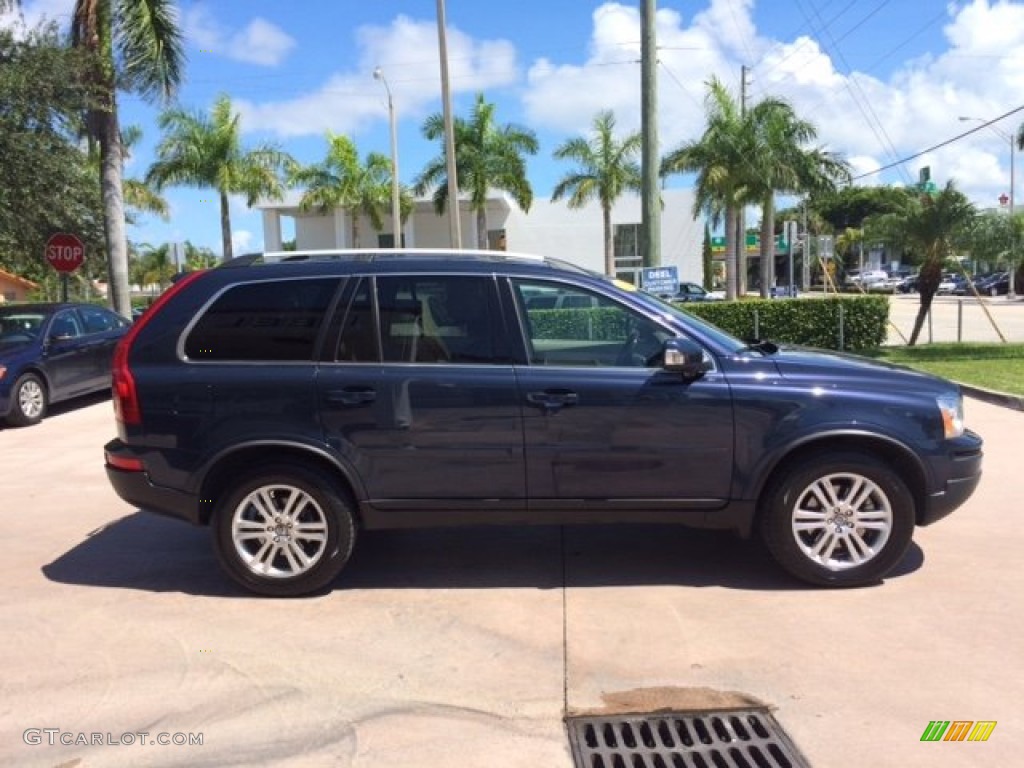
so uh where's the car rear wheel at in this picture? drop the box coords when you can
[6,373,47,427]
[212,464,357,597]
[760,452,915,587]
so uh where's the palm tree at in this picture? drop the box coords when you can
[416,93,538,249]
[662,77,754,300]
[146,94,292,261]
[551,110,642,275]
[836,226,865,279]
[46,0,184,318]
[289,133,410,248]
[88,125,169,223]
[135,242,175,292]
[867,181,976,345]
[745,100,850,297]
[183,241,219,270]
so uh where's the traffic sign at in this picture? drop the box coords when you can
[45,233,85,273]
[641,266,678,295]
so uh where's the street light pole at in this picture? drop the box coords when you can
[960,115,1016,298]
[373,67,402,249]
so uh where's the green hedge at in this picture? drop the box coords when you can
[526,296,889,352]
[679,295,889,352]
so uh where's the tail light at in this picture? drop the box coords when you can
[113,270,205,426]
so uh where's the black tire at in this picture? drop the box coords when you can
[212,463,357,597]
[759,451,915,587]
[6,373,47,427]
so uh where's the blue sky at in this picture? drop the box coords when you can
[5,0,1024,256]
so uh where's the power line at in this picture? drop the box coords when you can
[851,104,1024,180]
[793,0,912,184]
[752,0,859,82]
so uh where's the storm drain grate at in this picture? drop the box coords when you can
[566,709,811,768]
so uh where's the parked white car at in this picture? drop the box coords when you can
[866,276,905,292]
[849,269,889,287]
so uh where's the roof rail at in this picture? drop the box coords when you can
[245,248,550,265]
[221,253,264,268]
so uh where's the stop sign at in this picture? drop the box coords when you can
[45,233,85,273]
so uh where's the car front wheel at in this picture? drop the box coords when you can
[212,464,357,597]
[760,452,915,587]
[6,373,47,427]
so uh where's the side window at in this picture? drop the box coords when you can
[80,306,126,334]
[512,279,671,367]
[50,310,82,339]
[185,278,339,361]
[376,275,505,364]
[336,278,378,362]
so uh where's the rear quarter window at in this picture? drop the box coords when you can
[184,277,340,361]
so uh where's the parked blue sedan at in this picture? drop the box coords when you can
[0,303,129,426]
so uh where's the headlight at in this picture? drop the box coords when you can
[936,393,964,439]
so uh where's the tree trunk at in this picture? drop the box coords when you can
[736,207,747,295]
[725,205,738,301]
[908,259,943,346]
[97,103,130,319]
[759,197,775,299]
[907,296,932,346]
[220,190,233,262]
[477,206,488,249]
[603,204,614,276]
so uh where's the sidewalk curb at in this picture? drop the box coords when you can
[959,383,1024,411]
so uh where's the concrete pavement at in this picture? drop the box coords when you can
[886,292,1024,345]
[0,392,1021,767]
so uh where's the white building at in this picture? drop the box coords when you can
[257,187,705,285]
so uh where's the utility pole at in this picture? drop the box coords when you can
[436,0,462,248]
[640,0,661,270]
[740,64,749,113]
[737,64,750,295]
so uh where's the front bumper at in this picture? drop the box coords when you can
[919,430,984,526]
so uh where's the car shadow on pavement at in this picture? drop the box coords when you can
[0,391,110,432]
[42,512,239,597]
[42,511,925,596]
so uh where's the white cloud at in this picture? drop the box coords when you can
[523,1,758,147]
[185,6,294,67]
[232,229,254,254]
[0,0,74,37]
[236,14,518,138]
[230,19,295,66]
[521,0,1024,208]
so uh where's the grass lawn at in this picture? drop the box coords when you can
[868,343,1024,396]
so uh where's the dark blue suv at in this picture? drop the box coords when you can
[103,250,983,596]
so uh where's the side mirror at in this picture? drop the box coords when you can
[662,337,711,379]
